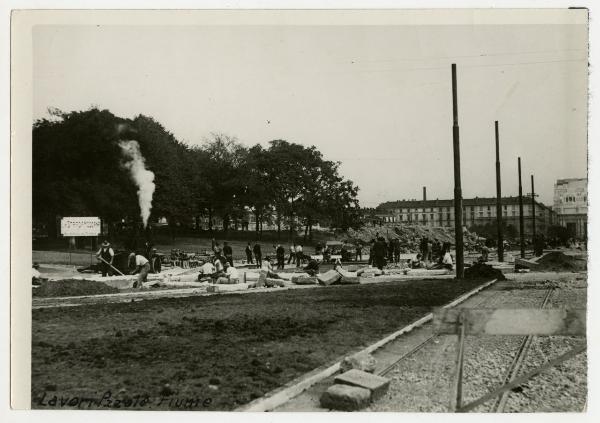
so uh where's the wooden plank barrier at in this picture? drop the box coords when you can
[433,307,586,336]
[432,307,586,412]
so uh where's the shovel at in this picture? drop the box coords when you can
[98,256,126,277]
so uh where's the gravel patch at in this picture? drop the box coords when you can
[369,278,586,412]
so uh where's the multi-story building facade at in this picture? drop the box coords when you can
[375,196,556,237]
[553,178,587,239]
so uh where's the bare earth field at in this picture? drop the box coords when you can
[31,278,487,410]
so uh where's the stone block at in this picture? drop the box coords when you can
[207,285,219,293]
[264,277,279,287]
[291,276,318,285]
[340,352,377,374]
[340,276,360,284]
[318,269,342,285]
[257,270,268,286]
[319,384,371,411]
[336,268,358,278]
[334,369,390,401]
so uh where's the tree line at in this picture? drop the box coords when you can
[33,108,362,241]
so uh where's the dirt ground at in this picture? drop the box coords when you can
[31,278,487,410]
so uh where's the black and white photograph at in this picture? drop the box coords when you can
[8,5,595,416]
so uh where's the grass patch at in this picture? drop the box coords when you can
[32,278,488,410]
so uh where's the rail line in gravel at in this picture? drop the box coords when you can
[492,287,554,412]
[378,285,504,377]
[366,278,586,413]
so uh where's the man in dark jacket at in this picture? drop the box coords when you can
[223,241,233,267]
[245,242,253,264]
[253,243,262,269]
[372,237,388,270]
[276,244,285,270]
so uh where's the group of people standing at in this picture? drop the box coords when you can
[366,234,454,271]
[367,235,403,270]
[243,241,305,269]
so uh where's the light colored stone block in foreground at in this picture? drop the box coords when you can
[207,283,249,293]
[334,369,390,401]
[291,276,318,285]
[320,384,371,411]
[340,352,377,374]
[318,270,342,285]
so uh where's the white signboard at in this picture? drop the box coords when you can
[60,217,101,237]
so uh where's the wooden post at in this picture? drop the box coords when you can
[495,121,504,262]
[531,174,536,243]
[451,312,466,412]
[518,158,525,258]
[451,64,464,278]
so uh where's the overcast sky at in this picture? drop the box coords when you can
[33,23,588,207]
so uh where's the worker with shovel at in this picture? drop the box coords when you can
[96,241,115,277]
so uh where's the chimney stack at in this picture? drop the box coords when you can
[423,186,427,201]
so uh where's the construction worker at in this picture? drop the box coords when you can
[372,237,387,270]
[288,242,296,264]
[393,239,401,264]
[253,243,262,269]
[223,241,233,267]
[96,240,115,277]
[356,243,363,261]
[129,252,151,288]
[295,244,303,267]
[276,244,285,270]
[245,242,253,264]
[224,262,240,283]
[387,239,394,263]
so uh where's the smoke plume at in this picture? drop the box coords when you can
[119,140,155,228]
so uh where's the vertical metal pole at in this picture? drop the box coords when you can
[495,121,504,262]
[518,158,525,258]
[451,64,464,278]
[531,175,536,242]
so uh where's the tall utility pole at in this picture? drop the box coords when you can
[451,64,464,279]
[495,121,504,262]
[531,175,536,242]
[518,157,525,258]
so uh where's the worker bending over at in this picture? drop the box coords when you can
[129,253,151,288]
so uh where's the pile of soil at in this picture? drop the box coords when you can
[535,252,587,272]
[346,224,480,251]
[33,279,119,298]
[464,262,506,281]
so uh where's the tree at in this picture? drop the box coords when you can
[200,134,248,233]
[33,108,139,237]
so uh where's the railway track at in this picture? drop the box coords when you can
[378,286,501,377]
[377,284,558,413]
[491,287,554,412]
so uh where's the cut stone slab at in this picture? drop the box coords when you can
[336,268,358,278]
[334,369,390,401]
[340,276,360,284]
[257,270,268,286]
[291,276,318,285]
[318,269,342,285]
[340,352,377,374]
[265,277,285,287]
[320,384,371,411]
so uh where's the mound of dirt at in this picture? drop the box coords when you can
[33,279,119,298]
[464,262,506,281]
[346,224,480,251]
[535,252,587,272]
